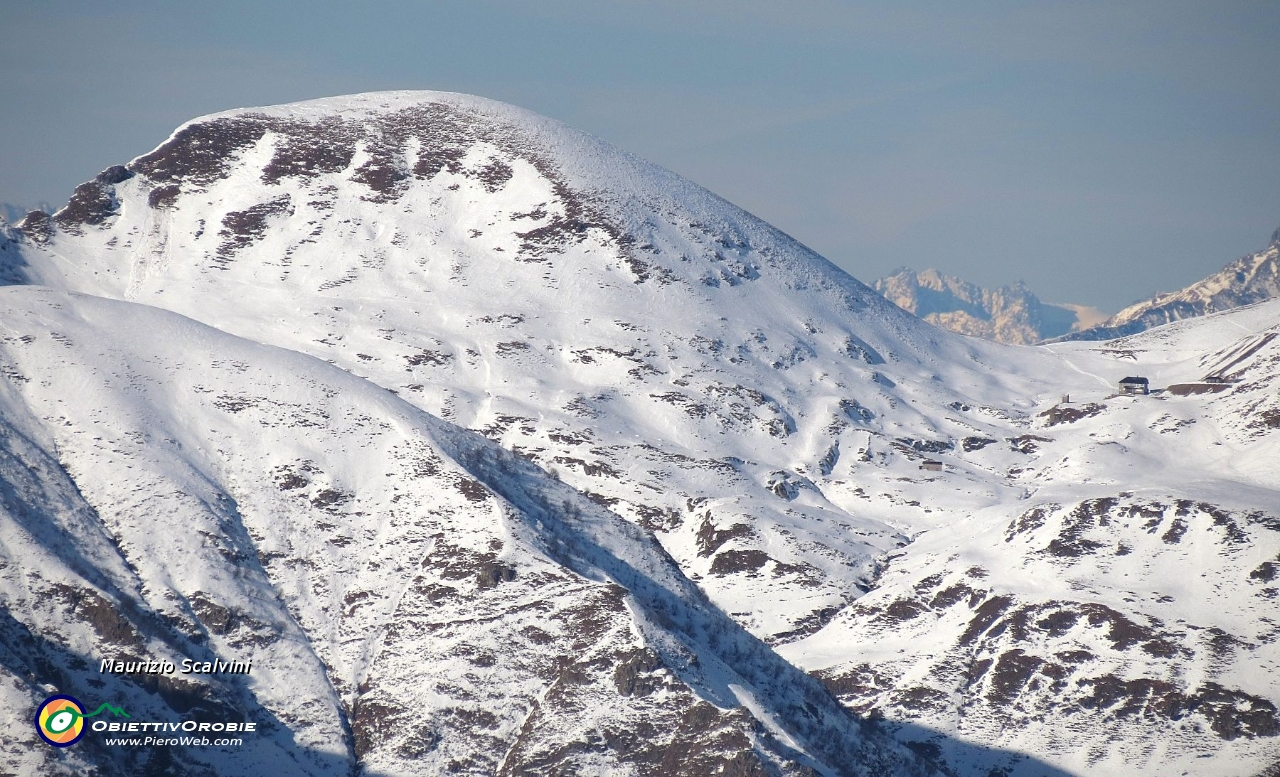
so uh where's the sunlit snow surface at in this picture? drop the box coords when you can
[1,91,1276,776]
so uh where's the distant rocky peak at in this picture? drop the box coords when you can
[873,268,1093,344]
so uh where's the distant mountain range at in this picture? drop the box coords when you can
[1053,226,1280,341]
[876,225,1280,345]
[872,269,1106,344]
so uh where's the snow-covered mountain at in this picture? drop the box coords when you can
[873,269,1103,344]
[1,91,1277,776]
[1059,227,1280,342]
[9,93,1047,649]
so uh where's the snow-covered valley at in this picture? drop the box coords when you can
[0,91,1276,776]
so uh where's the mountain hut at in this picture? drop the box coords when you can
[1119,376,1149,395]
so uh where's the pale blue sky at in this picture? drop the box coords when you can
[2,1,1277,310]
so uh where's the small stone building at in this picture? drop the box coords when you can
[921,460,943,472]
[1119,376,1149,395]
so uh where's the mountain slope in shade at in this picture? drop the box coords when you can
[1,91,1277,776]
[1058,227,1280,342]
[872,269,1102,344]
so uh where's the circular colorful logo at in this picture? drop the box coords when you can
[35,695,86,747]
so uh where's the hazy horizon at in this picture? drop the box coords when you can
[3,1,1277,311]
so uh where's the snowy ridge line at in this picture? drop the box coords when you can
[1054,227,1280,342]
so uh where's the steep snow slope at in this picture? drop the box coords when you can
[1061,227,1280,342]
[3,92,1278,776]
[0,286,937,776]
